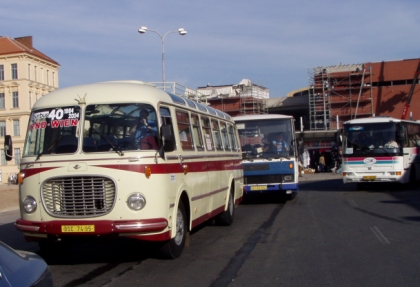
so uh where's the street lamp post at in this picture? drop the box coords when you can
[138,26,187,82]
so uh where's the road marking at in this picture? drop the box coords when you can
[370,226,390,244]
[348,199,358,207]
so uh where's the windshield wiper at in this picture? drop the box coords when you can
[91,128,124,156]
[35,133,67,161]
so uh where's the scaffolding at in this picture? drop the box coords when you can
[238,83,268,115]
[198,79,269,116]
[308,64,373,130]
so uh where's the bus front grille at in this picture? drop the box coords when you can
[245,175,283,185]
[42,176,116,218]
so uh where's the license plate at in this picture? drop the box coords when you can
[61,225,95,233]
[251,186,267,191]
[363,176,376,181]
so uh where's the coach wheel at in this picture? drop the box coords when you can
[215,189,234,226]
[160,201,187,259]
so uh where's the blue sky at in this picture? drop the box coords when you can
[2,0,420,97]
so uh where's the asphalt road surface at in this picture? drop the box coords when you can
[1,177,420,287]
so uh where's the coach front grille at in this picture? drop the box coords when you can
[42,176,116,218]
[245,175,283,185]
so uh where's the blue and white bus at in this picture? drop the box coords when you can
[233,114,299,199]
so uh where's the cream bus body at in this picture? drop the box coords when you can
[10,81,243,258]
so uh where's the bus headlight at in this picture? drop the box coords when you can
[283,175,293,182]
[127,193,146,211]
[23,196,37,213]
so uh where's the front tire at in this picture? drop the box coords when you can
[160,201,187,259]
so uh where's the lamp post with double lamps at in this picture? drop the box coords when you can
[138,27,187,83]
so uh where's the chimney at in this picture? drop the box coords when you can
[14,36,33,49]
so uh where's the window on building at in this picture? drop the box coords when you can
[46,70,49,85]
[52,71,55,86]
[14,148,21,165]
[0,121,5,137]
[34,66,37,81]
[0,65,4,81]
[0,93,4,109]
[28,64,31,80]
[11,63,18,80]
[13,120,20,136]
[12,92,19,108]
[1,149,6,166]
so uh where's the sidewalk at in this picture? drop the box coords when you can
[0,183,19,214]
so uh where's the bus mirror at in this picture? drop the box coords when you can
[161,125,175,152]
[298,141,304,155]
[4,135,13,161]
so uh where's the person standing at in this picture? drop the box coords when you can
[319,153,325,173]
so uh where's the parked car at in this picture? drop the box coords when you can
[0,241,53,287]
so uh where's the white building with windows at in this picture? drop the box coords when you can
[0,36,59,182]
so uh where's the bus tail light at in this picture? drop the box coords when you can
[396,171,402,176]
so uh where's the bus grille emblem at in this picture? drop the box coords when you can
[364,158,376,164]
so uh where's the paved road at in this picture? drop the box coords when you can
[2,175,420,286]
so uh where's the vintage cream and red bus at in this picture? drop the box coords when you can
[342,116,420,188]
[6,81,243,258]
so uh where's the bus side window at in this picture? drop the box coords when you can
[176,110,194,151]
[221,122,231,151]
[191,114,204,150]
[201,116,214,151]
[228,124,238,151]
[211,119,223,151]
[160,107,176,152]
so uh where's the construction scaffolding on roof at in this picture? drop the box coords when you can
[198,79,269,117]
[308,64,373,130]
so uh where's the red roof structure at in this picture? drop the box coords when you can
[0,36,59,65]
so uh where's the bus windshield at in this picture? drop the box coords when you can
[235,118,295,159]
[343,122,402,155]
[23,103,159,157]
[24,106,81,157]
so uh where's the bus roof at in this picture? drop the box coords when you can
[343,116,419,125]
[232,114,294,121]
[33,80,232,120]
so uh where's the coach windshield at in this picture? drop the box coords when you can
[23,106,81,157]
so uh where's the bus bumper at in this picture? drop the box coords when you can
[15,218,168,239]
[244,183,298,194]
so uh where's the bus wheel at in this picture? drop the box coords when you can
[160,201,187,259]
[216,190,234,226]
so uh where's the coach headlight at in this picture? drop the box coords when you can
[283,175,293,182]
[127,193,146,211]
[23,196,37,213]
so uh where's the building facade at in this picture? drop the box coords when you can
[198,79,269,117]
[308,58,420,130]
[0,36,59,182]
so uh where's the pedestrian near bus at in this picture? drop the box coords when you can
[319,153,325,173]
